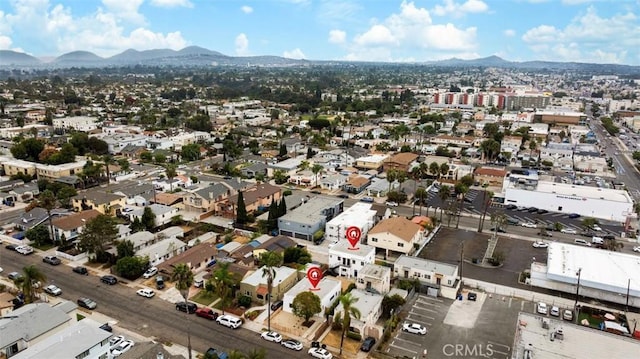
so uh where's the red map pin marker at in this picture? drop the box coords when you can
[346,226,361,250]
[307,267,322,290]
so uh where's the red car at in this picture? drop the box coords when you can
[195,307,218,320]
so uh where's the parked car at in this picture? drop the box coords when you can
[360,197,374,203]
[205,348,228,359]
[99,323,113,332]
[467,292,477,301]
[109,335,125,348]
[7,271,22,280]
[385,201,398,207]
[532,241,548,248]
[337,194,349,199]
[195,307,218,320]
[591,224,602,231]
[101,275,118,285]
[193,278,204,288]
[261,331,283,343]
[402,322,427,335]
[5,243,17,251]
[142,267,158,279]
[271,300,284,311]
[633,246,640,253]
[569,213,581,219]
[574,238,592,247]
[536,209,549,214]
[536,302,547,315]
[538,231,553,237]
[111,339,134,357]
[73,266,88,275]
[77,297,97,310]
[43,255,61,265]
[563,309,574,321]
[136,288,155,298]
[505,204,517,210]
[360,337,376,352]
[490,227,506,233]
[550,306,560,317]
[521,222,537,228]
[15,245,33,255]
[561,228,577,234]
[527,207,539,213]
[44,284,62,296]
[175,302,198,314]
[216,314,243,329]
[281,339,303,351]
[156,276,165,290]
[308,347,333,359]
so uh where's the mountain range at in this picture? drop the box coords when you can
[1,46,639,73]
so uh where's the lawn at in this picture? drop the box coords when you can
[191,290,218,306]
[578,312,604,328]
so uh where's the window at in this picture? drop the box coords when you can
[371,237,378,242]
[76,350,90,359]
[257,294,264,300]
[447,280,452,285]
[398,243,404,247]
[426,275,431,280]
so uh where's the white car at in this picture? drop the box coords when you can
[260,331,282,343]
[281,339,303,351]
[550,306,560,317]
[532,241,548,248]
[537,302,548,315]
[142,267,158,279]
[385,201,399,207]
[111,340,134,357]
[15,245,34,255]
[633,246,640,253]
[308,347,333,359]
[44,284,62,296]
[592,225,602,231]
[521,222,537,228]
[402,322,427,335]
[561,228,577,234]
[136,288,155,298]
[109,335,125,348]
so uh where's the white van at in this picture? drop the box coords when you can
[574,238,592,247]
[216,314,242,329]
[591,236,604,245]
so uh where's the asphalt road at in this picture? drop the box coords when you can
[0,250,307,359]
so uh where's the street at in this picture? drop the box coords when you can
[0,250,307,358]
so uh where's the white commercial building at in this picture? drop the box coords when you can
[503,172,634,223]
[328,240,376,278]
[283,277,341,316]
[52,116,98,132]
[530,242,640,308]
[325,203,376,244]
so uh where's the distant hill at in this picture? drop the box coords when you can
[0,50,42,66]
[1,47,638,74]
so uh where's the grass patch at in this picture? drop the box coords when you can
[191,291,218,306]
[300,114,313,121]
[578,312,603,328]
[77,313,85,321]
[32,242,56,251]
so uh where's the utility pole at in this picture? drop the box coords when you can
[574,268,582,318]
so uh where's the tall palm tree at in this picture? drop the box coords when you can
[454,183,469,229]
[213,262,235,314]
[478,190,494,232]
[338,292,361,355]
[102,155,114,187]
[386,169,398,193]
[438,185,451,222]
[414,187,427,217]
[260,251,283,332]
[34,190,57,244]
[311,164,324,188]
[171,263,194,359]
[18,265,47,303]
[166,164,178,192]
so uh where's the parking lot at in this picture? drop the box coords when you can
[386,292,523,359]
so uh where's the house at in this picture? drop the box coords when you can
[239,266,299,304]
[10,318,111,359]
[325,202,377,244]
[383,153,419,172]
[283,276,342,316]
[50,209,101,243]
[9,183,39,203]
[52,116,98,132]
[127,231,156,252]
[278,196,344,241]
[334,289,384,339]
[473,167,508,187]
[343,175,371,194]
[367,217,424,257]
[184,183,232,214]
[328,240,376,278]
[13,208,69,231]
[220,183,282,218]
[430,135,474,148]
[137,236,188,267]
[288,170,317,187]
[393,255,460,299]
[157,242,218,275]
[240,163,268,179]
[356,264,391,295]
[319,174,347,191]
[0,303,73,357]
[128,204,179,228]
[71,189,126,215]
[355,154,389,171]
[500,136,523,155]
[118,341,185,359]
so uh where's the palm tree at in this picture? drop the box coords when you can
[33,190,57,244]
[212,262,235,314]
[311,164,324,188]
[171,263,194,359]
[227,350,246,359]
[18,265,47,303]
[299,160,310,171]
[438,185,451,222]
[414,187,427,217]
[260,251,283,332]
[386,169,398,193]
[478,190,494,232]
[103,155,114,186]
[429,162,440,178]
[454,183,469,229]
[338,292,361,355]
[166,164,178,192]
[439,163,450,179]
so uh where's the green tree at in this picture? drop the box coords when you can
[429,162,440,178]
[78,215,118,261]
[283,247,312,265]
[181,143,201,162]
[141,207,156,231]
[260,251,283,332]
[34,190,57,244]
[116,240,135,259]
[25,225,51,247]
[453,183,468,229]
[278,197,287,217]
[438,185,451,222]
[165,164,177,192]
[338,292,361,355]
[129,217,145,233]
[16,265,46,303]
[245,348,266,359]
[102,155,114,186]
[266,201,278,232]
[236,191,248,225]
[117,158,130,173]
[381,294,406,318]
[115,256,149,279]
[581,217,598,230]
[439,163,450,179]
[140,151,153,163]
[311,164,324,188]
[414,187,427,216]
[154,153,167,164]
[292,291,322,323]
[212,262,235,314]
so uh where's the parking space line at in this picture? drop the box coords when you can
[413,306,438,313]
[387,343,418,355]
[409,310,435,319]
[392,336,423,346]
[417,295,443,302]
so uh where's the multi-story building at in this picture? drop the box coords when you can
[278,196,343,241]
[52,116,98,132]
[328,240,376,278]
[366,217,423,257]
[239,266,298,304]
[393,255,460,299]
[356,264,391,295]
[325,202,376,244]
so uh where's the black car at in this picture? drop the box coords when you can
[569,213,580,219]
[537,209,549,214]
[360,337,376,352]
[99,323,113,332]
[527,207,539,213]
[270,300,283,311]
[100,275,118,285]
[156,276,165,290]
[73,266,88,275]
[310,190,321,194]
[337,194,349,199]
[490,227,506,233]
[468,292,477,301]
[176,301,198,314]
[5,243,17,251]
[538,232,553,237]
[505,204,517,210]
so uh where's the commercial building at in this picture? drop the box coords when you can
[393,255,460,299]
[325,202,376,244]
[530,242,640,308]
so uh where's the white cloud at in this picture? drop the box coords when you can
[102,0,146,24]
[522,7,639,63]
[241,5,253,14]
[0,35,13,49]
[283,48,306,59]
[344,1,478,61]
[503,29,516,37]
[317,0,362,25]
[235,33,250,56]
[149,0,194,8]
[328,29,346,44]
[433,0,489,17]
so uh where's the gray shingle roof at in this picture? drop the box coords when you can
[0,303,71,347]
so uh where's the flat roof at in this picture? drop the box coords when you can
[513,312,640,359]
[326,203,376,228]
[280,196,342,225]
[394,255,458,276]
[285,277,341,300]
[329,240,375,258]
[335,289,383,321]
[547,242,640,296]
[535,181,632,203]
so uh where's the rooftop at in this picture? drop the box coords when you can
[241,266,297,287]
[51,209,101,231]
[286,276,341,300]
[359,263,391,278]
[534,181,632,203]
[368,217,422,242]
[279,196,342,225]
[329,240,375,258]
[335,289,383,323]
[394,255,458,276]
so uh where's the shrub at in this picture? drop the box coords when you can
[238,295,252,308]
[346,331,362,341]
[283,190,292,196]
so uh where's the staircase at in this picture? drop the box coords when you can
[482,235,499,264]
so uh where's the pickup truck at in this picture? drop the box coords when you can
[195,307,218,320]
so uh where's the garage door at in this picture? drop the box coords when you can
[427,287,438,297]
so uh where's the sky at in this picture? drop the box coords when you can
[0,0,639,65]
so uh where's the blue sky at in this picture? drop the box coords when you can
[1,0,639,65]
